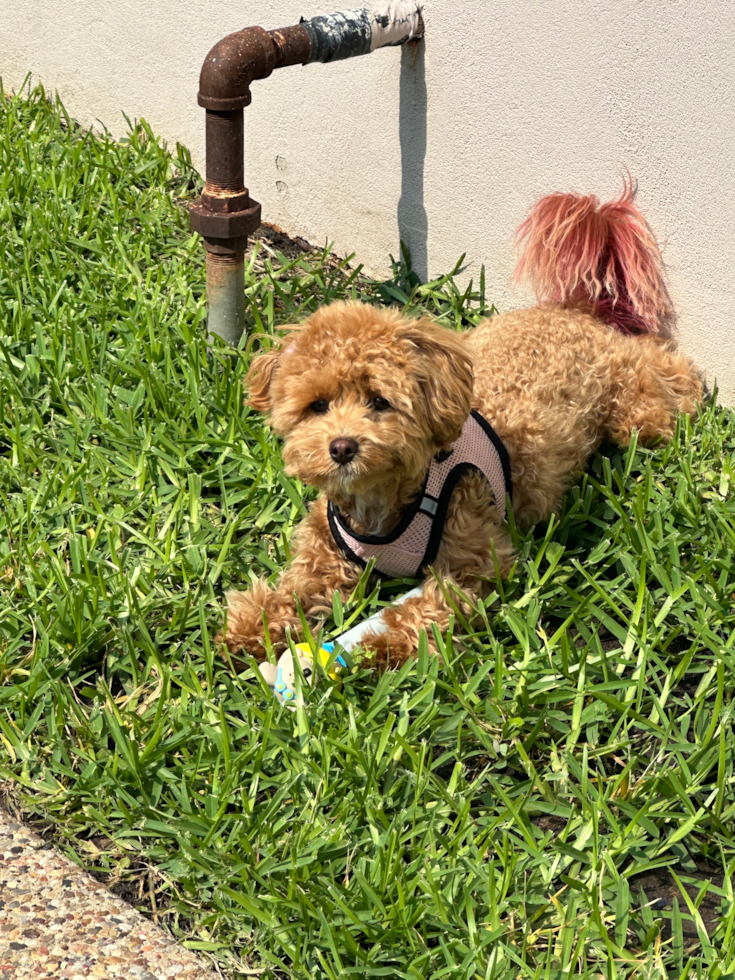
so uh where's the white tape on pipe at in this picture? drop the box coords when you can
[369,1,423,51]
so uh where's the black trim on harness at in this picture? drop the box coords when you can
[328,470,429,546]
[327,502,368,569]
[420,462,477,572]
[470,409,513,501]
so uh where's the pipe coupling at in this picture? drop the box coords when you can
[189,199,262,243]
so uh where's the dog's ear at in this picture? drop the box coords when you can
[246,344,286,414]
[399,320,474,448]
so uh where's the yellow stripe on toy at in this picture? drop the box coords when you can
[293,642,345,680]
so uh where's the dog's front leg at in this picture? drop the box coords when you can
[220,500,361,663]
[360,475,516,667]
[358,575,481,669]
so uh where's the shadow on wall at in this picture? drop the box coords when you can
[397,41,428,282]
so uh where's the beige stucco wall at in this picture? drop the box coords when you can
[2,1,733,400]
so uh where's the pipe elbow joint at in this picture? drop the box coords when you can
[198,26,278,111]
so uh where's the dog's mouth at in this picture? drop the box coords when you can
[289,451,385,498]
[324,450,419,502]
[283,431,423,499]
[325,456,370,493]
[283,448,359,489]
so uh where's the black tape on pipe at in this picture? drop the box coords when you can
[301,3,422,65]
[302,9,372,63]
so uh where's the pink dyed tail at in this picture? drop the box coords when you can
[514,184,674,335]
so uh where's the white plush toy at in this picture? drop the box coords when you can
[258,587,422,705]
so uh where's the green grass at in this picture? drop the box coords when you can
[2,82,735,980]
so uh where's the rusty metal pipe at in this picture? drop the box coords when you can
[206,252,247,346]
[204,111,244,197]
[191,4,424,345]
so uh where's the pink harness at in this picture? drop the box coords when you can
[327,410,512,578]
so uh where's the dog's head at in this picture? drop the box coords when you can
[246,302,474,500]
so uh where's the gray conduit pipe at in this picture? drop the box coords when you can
[189,2,424,345]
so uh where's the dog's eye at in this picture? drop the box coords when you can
[303,668,312,678]
[372,396,391,412]
[310,400,329,414]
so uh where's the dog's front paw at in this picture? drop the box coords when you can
[218,581,297,664]
[359,628,418,670]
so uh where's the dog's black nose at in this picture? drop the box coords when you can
[329,438,358,465]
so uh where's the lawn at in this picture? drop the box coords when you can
[2,83,735,980]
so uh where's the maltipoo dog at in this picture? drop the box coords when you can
[221,186,702,667]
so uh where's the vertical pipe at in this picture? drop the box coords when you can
[205,251,247,346]
[202,108,248,344]
[203,110,246,202]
